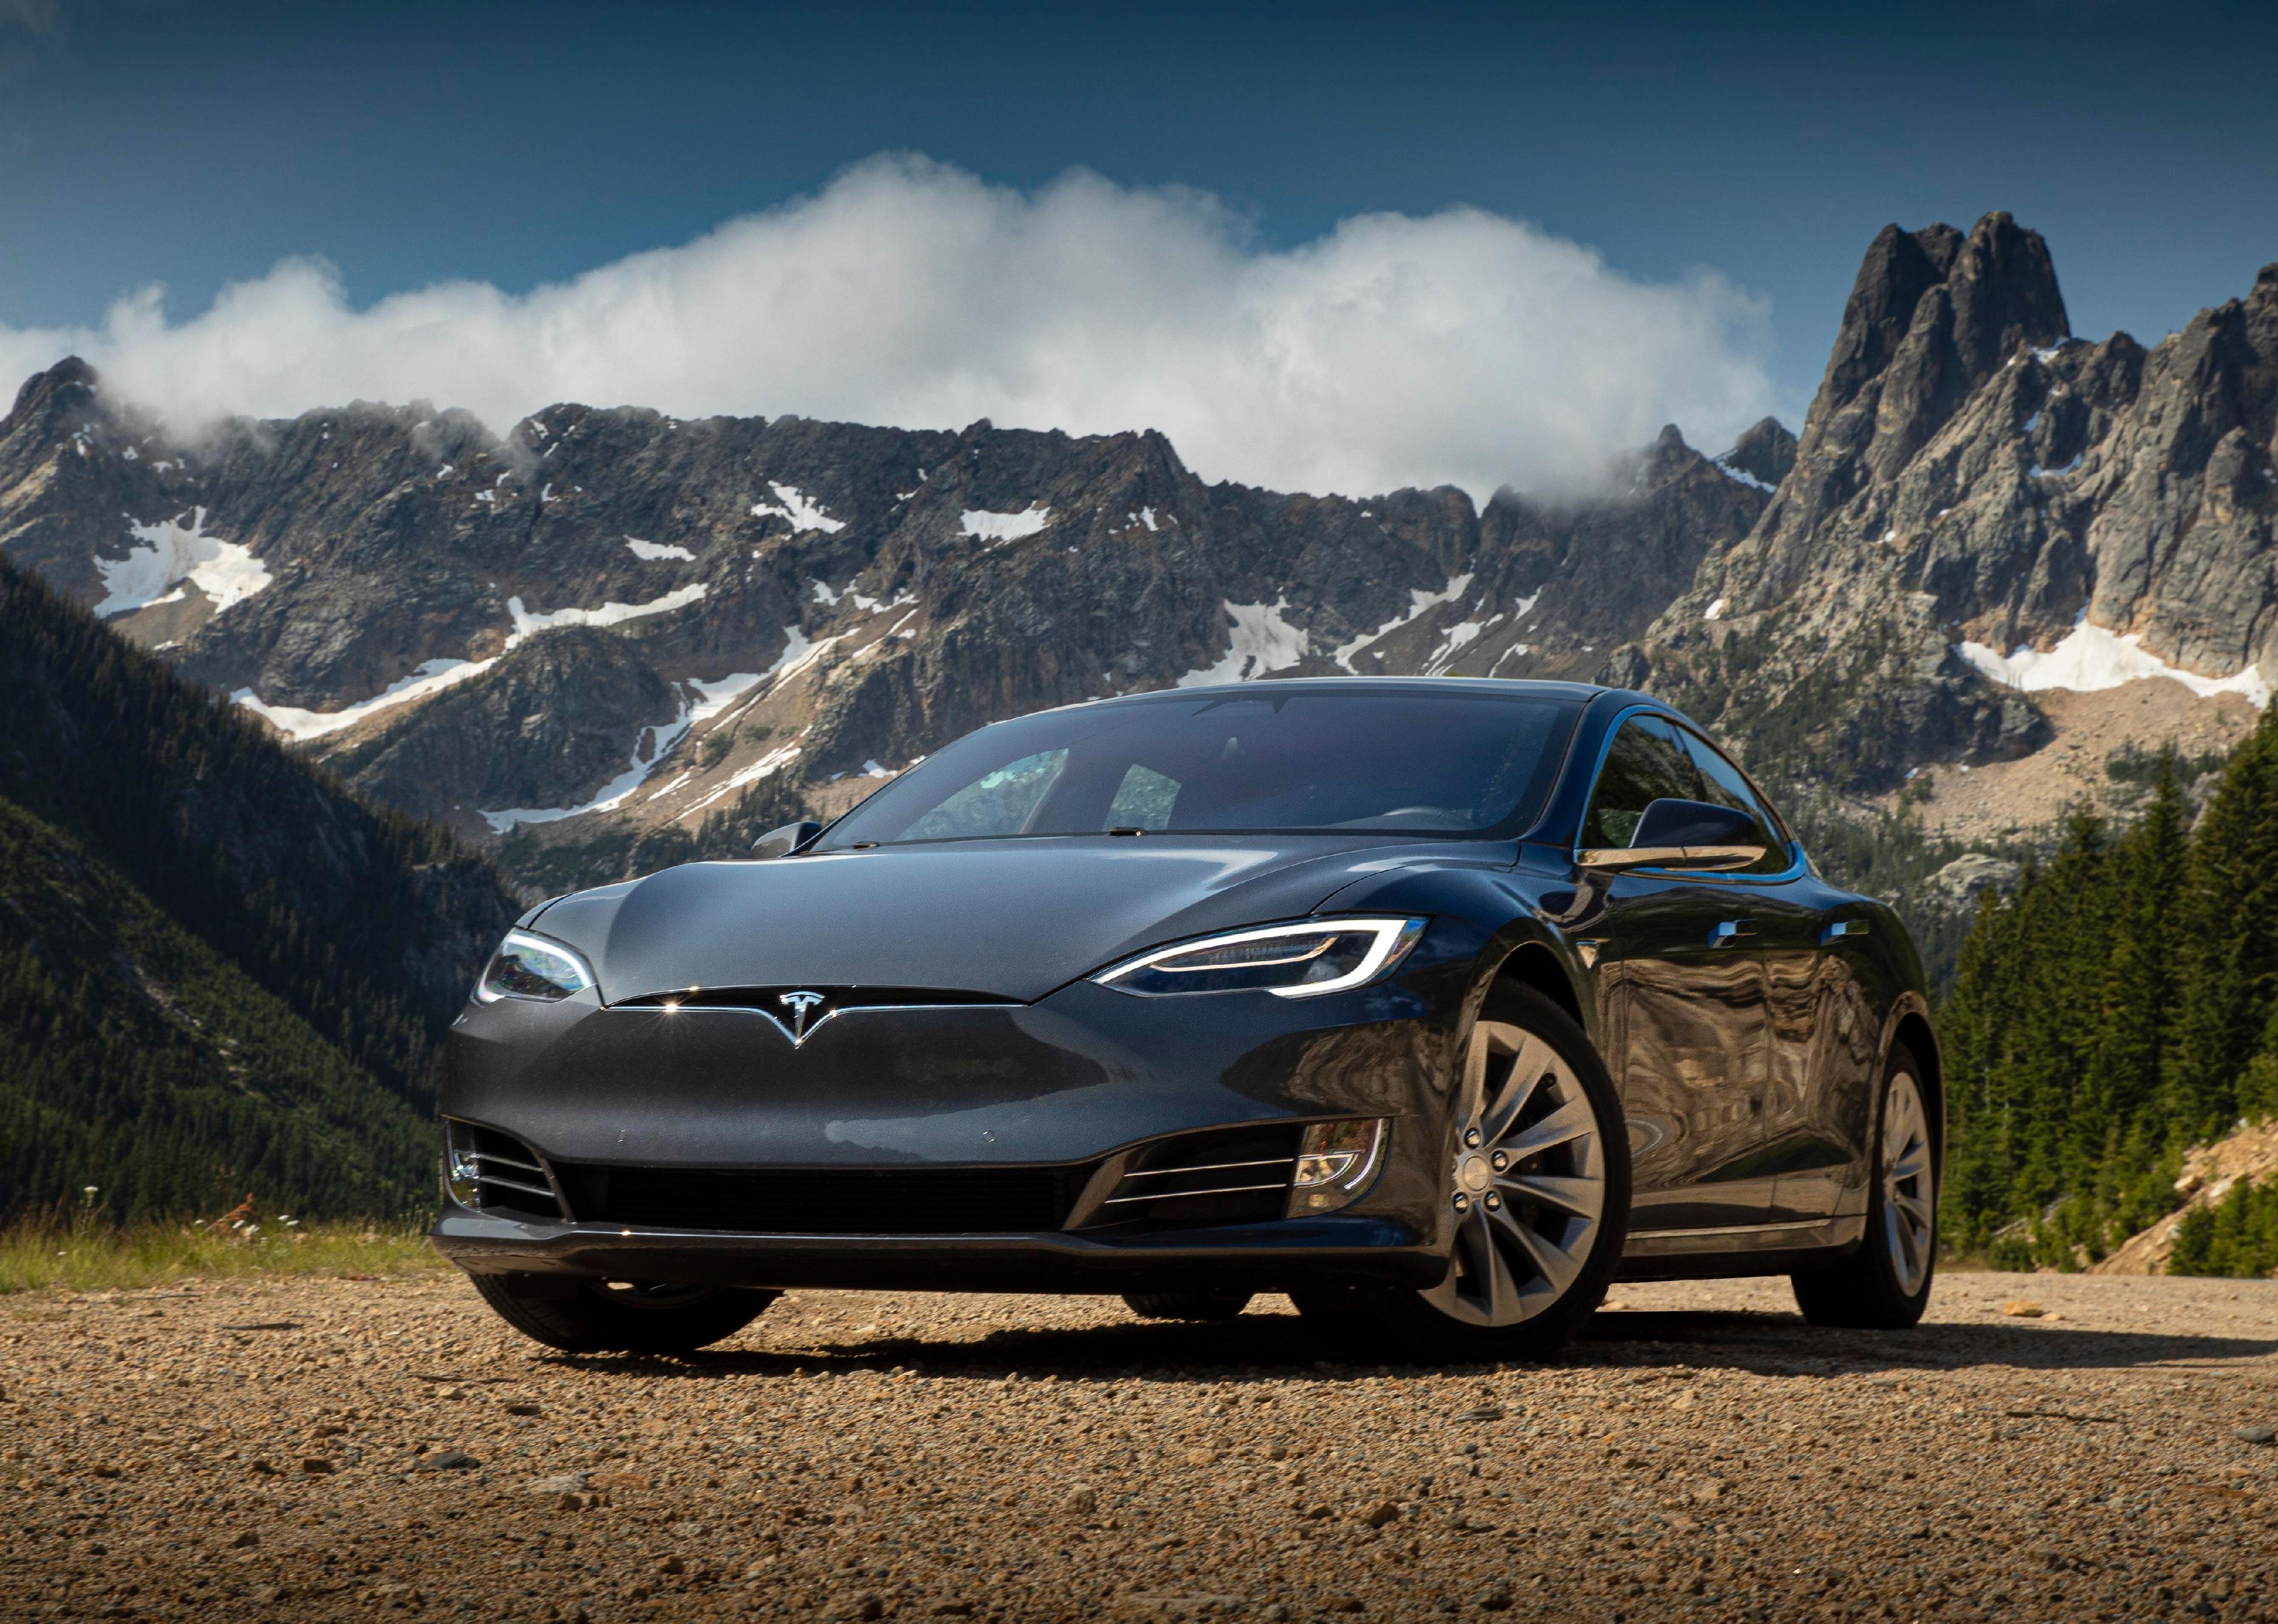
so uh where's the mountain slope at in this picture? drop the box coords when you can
[0,552,516,1215]
[1619,214,2278,794]
[0,361,1785,884]
[0,794,436,1221]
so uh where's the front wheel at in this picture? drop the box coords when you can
[1299,981,1631,1361]
[1791,1046,1935,1328]
[468,1272,778,1353]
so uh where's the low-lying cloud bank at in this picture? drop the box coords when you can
[0,154,1777,501]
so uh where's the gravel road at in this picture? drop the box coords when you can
[6,1270,2277,1623]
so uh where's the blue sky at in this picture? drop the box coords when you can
[2,1,2273,492]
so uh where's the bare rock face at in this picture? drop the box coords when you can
[1619,213,2278,793]
[0,365,1776,868]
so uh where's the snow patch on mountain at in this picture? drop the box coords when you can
[1179,599,1310,685]
[233,657,496,742]
[960,505,1052,545]
[1331,574,1474,671]
[751,483,846,534]
[504,582,707,646]
[95,508,272,617]
[1957,617,2271,709]
[624,536,695,562]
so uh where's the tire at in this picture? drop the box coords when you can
[468,1271,779,1354]
[1297,980,1630,1361]
[1791,1044,1936,1329]
[1123,1290,1254,1321]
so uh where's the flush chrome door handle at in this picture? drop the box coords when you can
[1710,919,1758,945]
[1821,919,1869,945]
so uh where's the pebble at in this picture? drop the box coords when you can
[417,1448,480,1471]
[2003,1300,2047,1317]
[2235,1424,2276,1446]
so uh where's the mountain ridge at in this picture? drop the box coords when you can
[0,357,1786,883]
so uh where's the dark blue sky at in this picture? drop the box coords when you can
[3,0,2274,414]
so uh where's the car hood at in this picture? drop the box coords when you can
[532,835,1472,1004]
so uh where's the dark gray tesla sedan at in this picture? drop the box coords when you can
[432,679,1939,1360]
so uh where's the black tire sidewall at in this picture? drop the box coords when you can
[1861,1047,1936,1320]
[1791,1042,1935,1329]
[470,1272,776,1353]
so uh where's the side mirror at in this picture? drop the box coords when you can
[1578,798,1767,873]
[751,819,824,860]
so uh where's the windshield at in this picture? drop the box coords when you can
[816,689,1584,848]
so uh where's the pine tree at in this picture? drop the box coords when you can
[2165,706,2278,1137]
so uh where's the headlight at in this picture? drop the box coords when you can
[1289,1119,1388,1215]
[1094,917,1426,998]
[474,930,596,1004]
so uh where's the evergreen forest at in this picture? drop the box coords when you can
[1942,704,2278,1273]
[0,556,515,1220]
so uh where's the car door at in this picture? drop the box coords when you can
[1579,713,1776,1234]
[1666,727,1864,1222]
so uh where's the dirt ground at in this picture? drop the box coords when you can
[1889,682,2257,843]
[6,1269,2277,1623]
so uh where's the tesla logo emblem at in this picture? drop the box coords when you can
[777,990,827,1044]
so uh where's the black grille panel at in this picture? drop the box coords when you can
[554,1164,1091,1234]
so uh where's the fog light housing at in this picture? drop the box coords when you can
[443,1124,484,1210]
[1288,1119,1388,1215]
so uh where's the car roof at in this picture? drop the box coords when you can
[1082,675,1613,707]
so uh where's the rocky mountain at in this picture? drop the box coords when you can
[1617,213,2278,795]
[0,358,1783,886]
[4,211,2272,901]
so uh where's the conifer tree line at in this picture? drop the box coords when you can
[1941,704,2278,1271]
[0,556,514,1220]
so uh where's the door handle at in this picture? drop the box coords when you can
[1820,919,1868,945]
[1709,919,1758,946]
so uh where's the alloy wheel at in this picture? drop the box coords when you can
[1881,1071,1935,1295]
[1420,1018,1607,1327]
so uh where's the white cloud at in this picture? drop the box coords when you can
[0,153,1777,502]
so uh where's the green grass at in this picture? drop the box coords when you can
[0,1214,446,1295]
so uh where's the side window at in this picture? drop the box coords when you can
[1677,728,1791,875]
[1580,715,1704,847]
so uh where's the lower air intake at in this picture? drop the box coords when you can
[551,1164,1092,1235]
[1090,1123,1302,1227]
[445,1121,568,1221]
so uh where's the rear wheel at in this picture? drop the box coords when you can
[1791,1047,1935,1329]
[1123,1290,1254,1321]
[1298,981,1629,1360]
[468,1272,778,1353]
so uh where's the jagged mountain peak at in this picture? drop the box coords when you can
[9,356,105,432]
[1622,216,2276,798]
[1717,417,1798,491]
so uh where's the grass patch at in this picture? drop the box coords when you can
[0,1214,445,1295]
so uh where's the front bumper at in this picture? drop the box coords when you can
[430,1205,1441,1294]
[434,966,1473,1293]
